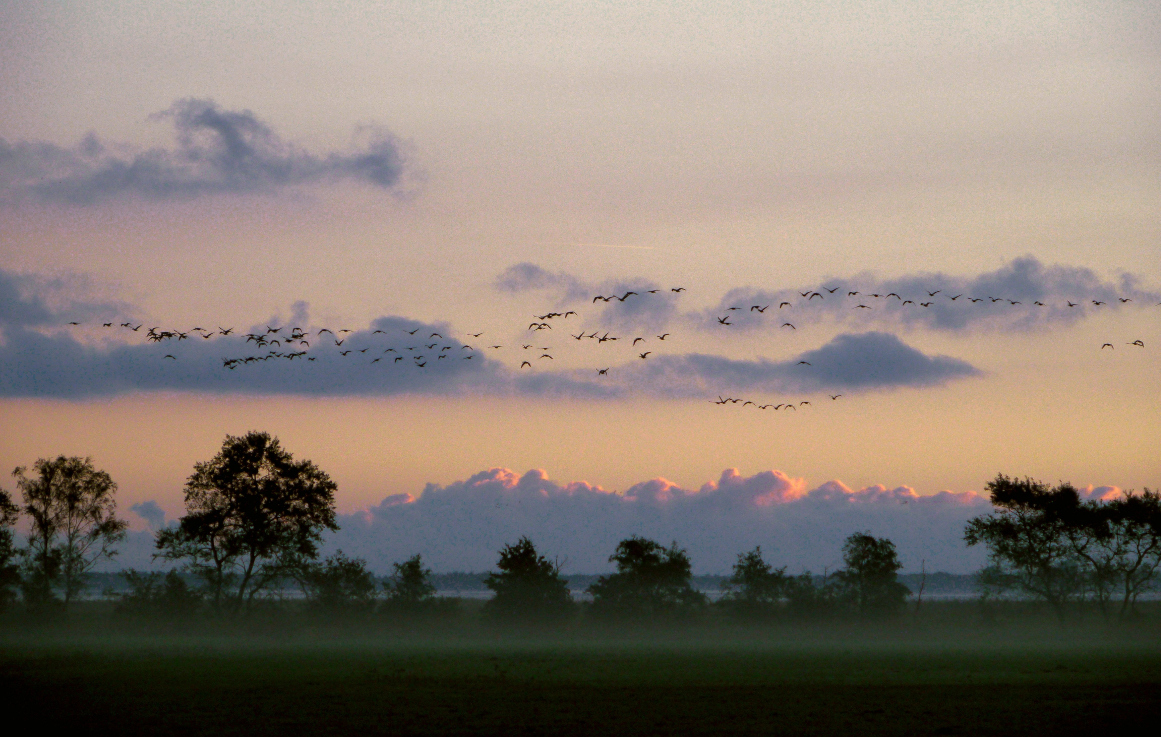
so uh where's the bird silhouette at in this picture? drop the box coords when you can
[657,333,669,340]
[639,352,651,359]
[633,337,645,345]
[521,361,531,368]
[797,361,811,365]
[830,394,841,400]
[671,287,685,292]
[1130,340,1144,347]
[163,355,176,360]
[717,316,732,325]
[1101,343,1113,349]
[782,322,796,329]
[597,368,609,375]
[779,302,791,309]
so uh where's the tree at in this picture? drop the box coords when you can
[833,532,909,617]
[383,554,436,608]
[720,546,789,620]
[0,487,20,609]
[587,536,707,620]
[964,474,1086,621]
[298,550,377,614]
[482,537,573,623]
[1068,490,1161,618]
[13,456,127,607]
[155,431,338,612]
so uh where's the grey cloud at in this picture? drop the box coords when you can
[324,467,994,574]
[1,99,411,204]
[0,269,132,327]
[130,500,166,530]
[494,263,679,331]
[703,256,1159,333]
[618,332,980,396]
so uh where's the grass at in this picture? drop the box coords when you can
[2,602,1160,735]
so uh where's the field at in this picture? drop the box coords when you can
[3,605,1161,736]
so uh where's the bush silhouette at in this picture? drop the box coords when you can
[482,537,573,624]
[588,536,706,621]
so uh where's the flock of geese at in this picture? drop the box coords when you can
[62,282,1153,407]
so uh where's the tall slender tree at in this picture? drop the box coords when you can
[13,456,127,607]
[0,487,20,609]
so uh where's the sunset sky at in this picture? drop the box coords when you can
[1,1,1157,573]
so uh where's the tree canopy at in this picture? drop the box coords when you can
[587,536,706,620]
[13,456,127,607]
[156,431,338,611]
[833,532,909,616]
[482,537,573,623]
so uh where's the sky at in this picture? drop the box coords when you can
[1,1,1158,573]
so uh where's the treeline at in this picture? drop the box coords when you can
[1,432,1158,625]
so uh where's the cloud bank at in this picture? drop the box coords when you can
[0,99,411,204]
[321,467,995,574]
[1,269,976,398]
[705,257,1159,333]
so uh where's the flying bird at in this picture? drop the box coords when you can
[657,334,669,340]
[521,361,531,368]
[639,352,651,359]
[671,287,685,293]
[633,337,645,345]
[830,394,841,400]
[1101,343,1113,349]
[717,316,732,325]
[782,322,796,329]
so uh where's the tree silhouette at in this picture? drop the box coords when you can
[13,456,127,607]
[1062,488,1161,618]
[482,537,573,623]
[833,532,909,617]
[721,546,789,620]
[0,487,19,610]
[298,550,377,614]
[965,474,1086,620]
[156,431,338,612]
[383,554,436,607]
[587,536,706,620]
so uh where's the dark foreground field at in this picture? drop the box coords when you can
[3,616,1160,735]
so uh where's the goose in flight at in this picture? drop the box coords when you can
[886,293,901,300]
[521,361,531,368]
[1092,300,1106,306]
[598,368,609,375]
[949,294,963,301]
[671,287,686,292]
[657,334,669,340]
[809,292,823,300]
[1067,301,1078,307]
[799,291,811,297]
[825,287,839,294]
[927,290,941,297]
[163,354,176,360]
[847,291,859,297]
[319,328,334,335]
[633,337,645,345]
[797,360,811,365]
[782,322,796,329]
[647,289,660,294]
[406,328,420,335]
[830,394,841,400]
[1119,298,1131,303]
[1033,301,1044,306]
[102,322,113,327]
[468,332,484,337]
[717,316,732,325]
[616,291,638,301]
[639,352,651,359]
[395,356,404,362]
[540,354,553,359]
[1101,343,1113,349]
[751,305,769,312]
[1130,340,1144,347]
[779,302,791,309]
[969,298,983,303]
